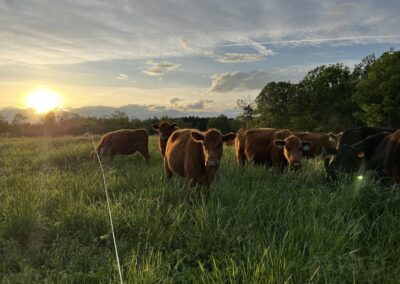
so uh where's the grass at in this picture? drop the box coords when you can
[1,136,400,283]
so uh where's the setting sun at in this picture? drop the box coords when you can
[26,89,62,113]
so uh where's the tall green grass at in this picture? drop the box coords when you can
[0,136,400,283]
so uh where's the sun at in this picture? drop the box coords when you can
[26,89,62,113]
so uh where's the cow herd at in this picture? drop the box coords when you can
[93,122,400,189]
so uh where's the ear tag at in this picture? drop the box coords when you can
[303,145,310,151]
[357,152,365,158]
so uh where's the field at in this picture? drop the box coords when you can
[1,136,400,283]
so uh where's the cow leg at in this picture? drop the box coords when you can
[139,148,150,165]
[164,157,173,181]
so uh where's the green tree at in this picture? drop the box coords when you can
[290,64,357,131]
[236,97,256,127]
[256,81,295,128]
[354,50,400,126]
[208,115,232,133]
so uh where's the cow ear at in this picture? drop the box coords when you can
[191,131,204,143]
[274,140,285,149]
[151,124,159,130]
[302,141,312,151]
[169,123,178,129]
[223,133,236,144]
[357,151,365,158]
[328,132,337,142]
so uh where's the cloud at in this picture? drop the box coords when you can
[210,71,271,92]
[177,37,192,52]
[1,1,400,65]
[185,99,214,110]
[246,39,274,56]
[143,60,180,76]
[116,73,128,80]
[217,53,265,63]
[170,97,185,104]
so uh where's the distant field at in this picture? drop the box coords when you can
[1,136,400,283]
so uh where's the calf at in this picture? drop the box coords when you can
[92,129,149,164]
[152,122,178,156]
[242,128,312,170]
[164,128,236,188]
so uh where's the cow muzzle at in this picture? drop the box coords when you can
[205,159,219,168]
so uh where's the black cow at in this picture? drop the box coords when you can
[324,127,396,179]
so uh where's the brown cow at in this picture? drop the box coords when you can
[294,131,340,157]
[242,128,312,170]
[383,129,400,183]
[92,129,149,164]
[152,122,178,156]
[235,127,247,165]
[164,128,236,188]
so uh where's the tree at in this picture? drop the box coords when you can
[256,81,295,128]
[12,113,28,125]
[208,115,232,133]
[290,64,358,131]
[354,50,400,126]
[236,97,256,127]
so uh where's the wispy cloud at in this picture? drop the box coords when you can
[217,53,265,63]
[116,73,128,80]
[143,60,180,76]
[211,71,271,92]
[170,97,185,104]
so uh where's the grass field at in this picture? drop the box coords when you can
[1,136,400,283]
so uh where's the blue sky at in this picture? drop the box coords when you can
[1,0,400,117]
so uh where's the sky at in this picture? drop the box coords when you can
[1,0,400,118]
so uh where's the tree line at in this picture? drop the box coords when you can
[1,49,399,137]
[252,49,400,131]
[0,111,241,137]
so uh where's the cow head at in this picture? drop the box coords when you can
[324,144,365,179]
[191,129,236,169]
[273,135,312,169]
[152,122,178,155]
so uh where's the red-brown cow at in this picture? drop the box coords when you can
[164,128,236,188]
[152,122,178,156]
[295,131,340,157]
[242,128,312,170]
[92,129,149,164]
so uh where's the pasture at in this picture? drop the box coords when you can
[1,136,400,283]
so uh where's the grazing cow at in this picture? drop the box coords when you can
[324,127,397,179]
[235,128,248,166]
[92,129,149,164]
[241,128,312,170]
[164,128,236,188]
[294,131,340,157]
[152,122,178,156]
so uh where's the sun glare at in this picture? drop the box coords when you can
[26,89,62,113]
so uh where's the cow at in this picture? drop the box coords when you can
[240,128,312,170]
[152,122,178,157]
[324,127,397,179]
[92,129,149,164]
[294,131,340,157]
[235,127,248,166]
[164,128,236,189]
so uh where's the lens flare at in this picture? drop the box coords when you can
[357,175,364,181]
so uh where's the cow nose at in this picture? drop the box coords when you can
[206,159,219,167]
